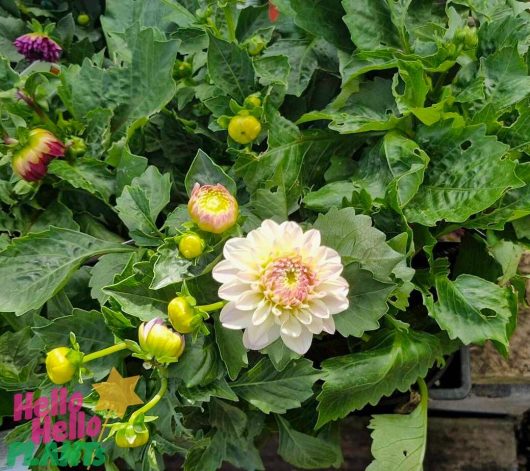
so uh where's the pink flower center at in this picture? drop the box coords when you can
[261,255,316,308]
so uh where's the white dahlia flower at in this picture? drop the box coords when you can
[212,220,349,354]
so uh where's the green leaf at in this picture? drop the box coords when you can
[185,150,237,196]
[278,0,352,51]
[314,207,404,281]
[316,328,441,428]
[366,381,428,471]
[276,416,343,469]
[169,336,223,388]
[150,241,191,290]
[103,271,173,321]
[471,46,530,123]
[303,181,358,212]
[263,38,335,97]
[30,201,80,233]
[383,131,429,210]
[184,433,225,471]
[232,358,319,414]
[48,158,115,203]
[214,317,248,381]
[0,327,41,390]
[393,59,431,113]
[342,0,400,49]
[424,260,516,347]
[0,228,131,316]
[253,55,290,87]
[334,264,395,337]
[89,252,133,305]
[298,78,400,134]
[262,338,300,372]
[210,399,248,437]
[207,34,255,103]
[59,27,179,124]
[115,147,148,196]
[405,123,522,226]
[115,166,171,246]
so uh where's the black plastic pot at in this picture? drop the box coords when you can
[429,347,472,400]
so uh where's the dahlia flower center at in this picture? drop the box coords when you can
[200,190,230,214]
[261,255,316,308]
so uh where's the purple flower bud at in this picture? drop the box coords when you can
[14,33,62,63]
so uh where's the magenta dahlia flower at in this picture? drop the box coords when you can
[14,33,62,63]
[12,128,64,181]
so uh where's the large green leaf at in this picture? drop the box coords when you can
[169,335,224,388]
[150,240,191,290]
[59,27,179,124]
[207,34,255,103]
[313,207,404,281]
[298,78,401,134]
[89,252,133,305]
[383,131,429,210]
[276,0,352,51]
[404,123,522,226]
[214,317,248,381]
[276,416,343,469]
[48,158,115,203]
[341,0,400,49]
[333,264,396,337]
[185,149,237,196]
[366,380,428,471]
[0,228,131,315]
[232,358,319,414]
[115,166,171,246]
[0,327,42,390]
[424,260,517,348]
[316,328,441,428]
[471,46,530,123]
[262,38,336,97]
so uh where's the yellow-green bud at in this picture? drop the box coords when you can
[168,297,196,334]
[178,233,205,259]
[45,347,82,384]
[138,318,185,362]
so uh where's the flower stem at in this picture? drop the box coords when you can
[129,368,168,424]
[83,342,128,364]
[198,301,226,312]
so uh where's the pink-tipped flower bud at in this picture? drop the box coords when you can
[12,128,64,182]
[188,183,239,234]
[138,318,185,362]
[14,33,62,63]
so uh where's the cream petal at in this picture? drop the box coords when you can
[301,229,321,253]
[236,291,263,310]
[320,293,349,314]
[281,327,313,355]
[252,301,272,325]
[309,298,330,318]
[280,221,303,246]
[306,316,323,334]
[219,280,251,301]
[321,315,336,334]
[295,309,312,325]
[220,303,252,329]
[212,260,239,283]
[280,316,302,338]
[243,318,280,350]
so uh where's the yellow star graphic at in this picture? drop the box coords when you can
[93,368,144,418]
